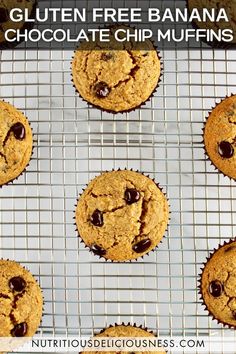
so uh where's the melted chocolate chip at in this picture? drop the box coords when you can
[209,280,223,297]
[9,277,26,292]
[94,82,111,98]
[101,53,113,61]
[91,210,103,227]
[11,322,27,337]
[11,123,25,140]
[0,8,8,23]
[232,311,236,320]
[90,244,106,256]
[218,141,234,159]
[225,245,236,253]
[125,188,140,205]
[132,238,152,253]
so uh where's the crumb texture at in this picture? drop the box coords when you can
[201,240,236,327]
[76,170,169,261]
[204,95,236,179]
[0,260,43,337]
[0,100,33,186]
[72,27,161,112]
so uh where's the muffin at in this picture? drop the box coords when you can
[0,101,33,186]
[84,324,166,354]
[0,259,43,337]
[0,0,37,48]
[75,170,169,261]
[203,95,236,180]
[187,0,236,47]
[72,26,161,113]
[199,239,236,328]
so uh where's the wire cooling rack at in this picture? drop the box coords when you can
[0,44,236,354]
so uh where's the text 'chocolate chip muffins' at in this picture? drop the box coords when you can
[0,0,37,48]
[0,259,43,337]
[199,238,236,329]
[75,170,169,262]
[187,0,236,47]
[0,100,33,186]
[82,323,166,354]
[203,94,236,180]
[72,26,162,113]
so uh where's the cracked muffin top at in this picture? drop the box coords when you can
[0,101,33,186]
[72,27,161,113]
[0,259,43,337]
[203,95,236,180]
[75,170,169,261]
[200,240,236,328]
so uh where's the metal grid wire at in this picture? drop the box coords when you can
[0,13,236,354]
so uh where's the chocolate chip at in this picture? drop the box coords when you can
[94,82,110,98]
[132,238,152,253]
[90,244,106,256]
[11,322,27,337]
[9,277,26,292]
[124,188,140,205]
[101,53,113,61]
[232,311,236,320]
[0,8,8,23]
[225,245,236,253]
[91,209,103,227]
[218,141,234,159]
[209,280,223,297]
[11,123,25,140]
